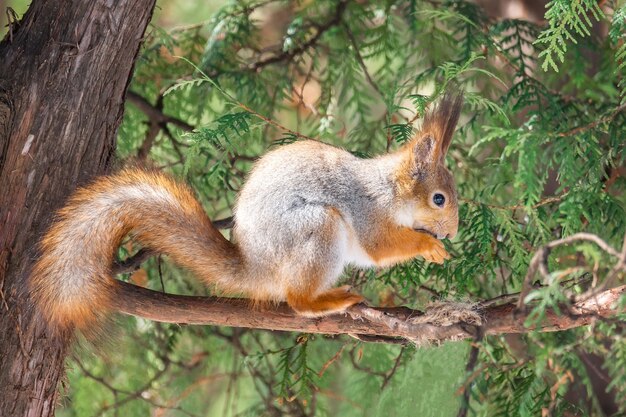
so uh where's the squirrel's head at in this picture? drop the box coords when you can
[394,89,463,240]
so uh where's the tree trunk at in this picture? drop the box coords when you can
[0,1,156,415]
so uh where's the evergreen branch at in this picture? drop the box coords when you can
[556,102,626,137]
[534,0,604,72]
[174,57,318,142]
[137,120,161,160]
[248,0,348,71]
[232,99,318,142]
[112,280,626,345]
[486,24,570,101]
[74,354,209,417]
[461,192,568,211]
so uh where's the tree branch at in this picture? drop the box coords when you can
[211,216,234,230]
[557,102,626,138]
[127,91,194,132]
[111,281,626,345]
[249,0,348,71]
[113,248,156,274]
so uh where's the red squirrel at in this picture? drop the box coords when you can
[30,90,463,330]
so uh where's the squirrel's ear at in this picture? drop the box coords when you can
[421,88,464,160]
[410,134,438,180]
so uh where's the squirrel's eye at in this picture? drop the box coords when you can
[433,193,445,207]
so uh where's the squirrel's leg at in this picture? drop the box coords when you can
[284,206,364,317]
[364,226,450,267]
[287,285,364,317]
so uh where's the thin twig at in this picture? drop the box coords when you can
[381,347,405,389]
[577,232,626,300]
[518,233,622,310]
[235,100,318,142]
[342,22,384,98]
[318,342,348,377]
[456,329,484,417]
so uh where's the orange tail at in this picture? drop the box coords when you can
[29,168,243,330]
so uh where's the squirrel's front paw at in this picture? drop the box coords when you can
[419,236,450,264]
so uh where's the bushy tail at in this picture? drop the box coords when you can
[30,168,243,330]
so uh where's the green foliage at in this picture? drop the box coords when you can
[276,336,317,402]
[535,0,605,72]
[183,111,254,176]
[609,4,626,100]
[605,330,626,412]
[56,0,626,415]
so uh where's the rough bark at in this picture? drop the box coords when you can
[113,281,626,344]
[0,1,156,416]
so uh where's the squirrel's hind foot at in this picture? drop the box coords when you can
[287,286,365,317]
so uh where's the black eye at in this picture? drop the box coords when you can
[433,193,445,207]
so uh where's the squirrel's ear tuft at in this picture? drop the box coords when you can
[410,135,437,181]
[421,88,464,159]
[409,88,463,179]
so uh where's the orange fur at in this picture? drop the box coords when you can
[30,168,243,331]
[364,220,450,267]
[287,285,365,317]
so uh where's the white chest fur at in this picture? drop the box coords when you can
[335,219,376,268]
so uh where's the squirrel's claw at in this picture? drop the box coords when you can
[420,236,450,264]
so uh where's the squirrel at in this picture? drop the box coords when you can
[29,90,463,330]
